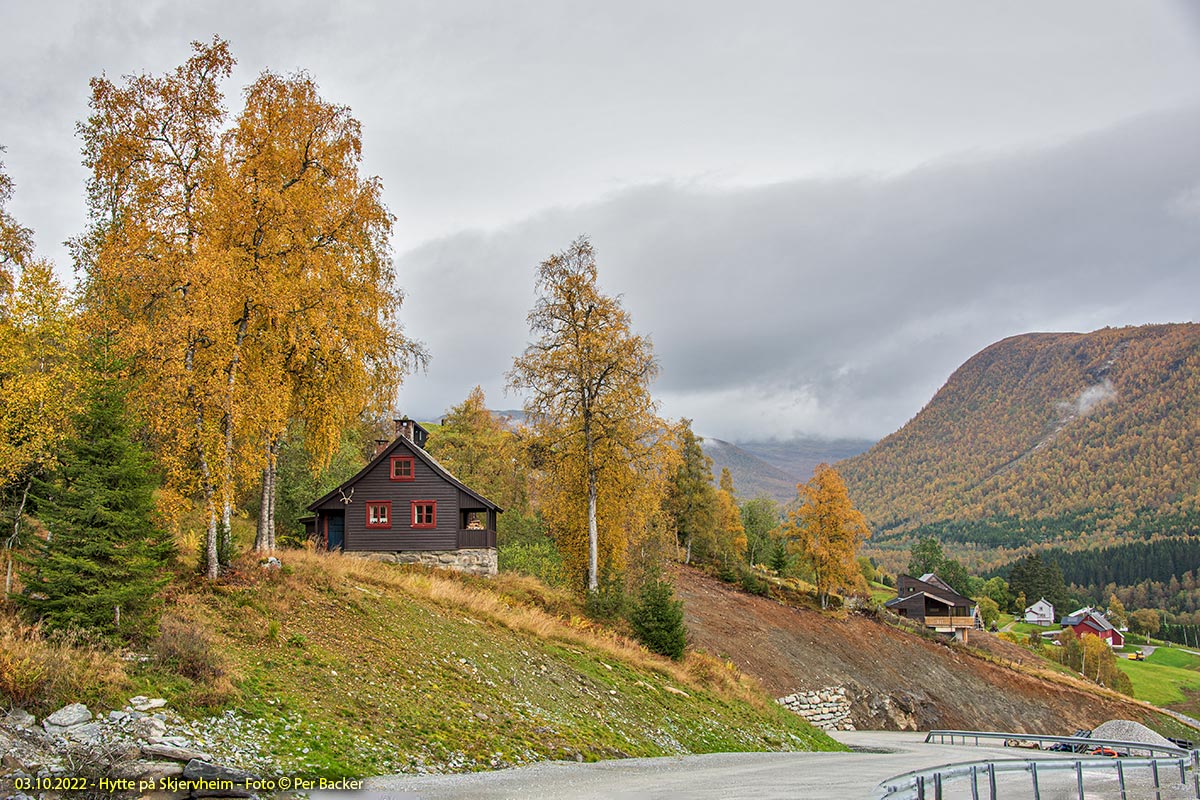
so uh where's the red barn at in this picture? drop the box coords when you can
[1062,608,1124,647]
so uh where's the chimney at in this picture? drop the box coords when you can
[395,418,415,442]
[373,438,389,457]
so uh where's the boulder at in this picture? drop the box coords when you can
[132,697,168,712]
[45,703,92,728]
[133,716,167,740]
[183,759,258,798]
[64,722,103,744]
[4,709,36,729]
[111,759,185,781]
[141,743,213,763]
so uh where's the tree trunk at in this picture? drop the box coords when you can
[219,309,250,566]
[266,438,278,552]
[255,462,270,552]
[587,477,599,592]
[4,477,31,597]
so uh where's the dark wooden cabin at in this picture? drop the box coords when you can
[304,418,501,575]
[885,573,977,643]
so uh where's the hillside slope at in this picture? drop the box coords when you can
[147,553,838,778]
[674,566,1193,738]
[701,439,800,504]
[837,323,1200,563]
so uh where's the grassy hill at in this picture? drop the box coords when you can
[2,552,840,779]
[837,323,1200,568]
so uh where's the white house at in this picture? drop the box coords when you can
[1024,597,1055,626]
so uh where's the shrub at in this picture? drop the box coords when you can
[629,579,687,660]
[584,566,627,621]
[739,567,770,597]
[499,540,567,587]
[152,614,228,683]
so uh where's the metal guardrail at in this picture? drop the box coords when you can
[879,754,1198,800]
[924,729,1190,758]
[877,730,1200,800]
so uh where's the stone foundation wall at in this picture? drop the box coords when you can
[349,548,497,576]
[777,686,855,731]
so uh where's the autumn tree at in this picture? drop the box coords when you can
[508,236,666,593]
[1130,608,1161,638]
[663,419,718,564]
[712,468,747,568]
[426,386,526,514]
[0,152,33,296]
[1107,594,1128,630]
[77,39,421,573]
[778,463,870,609]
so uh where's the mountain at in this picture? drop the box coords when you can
[702,436,875,505]
[738,438,874,483]
[701,438,800,504]
[837,323,1200,567]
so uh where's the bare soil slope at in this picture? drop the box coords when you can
[675,566,1179,735]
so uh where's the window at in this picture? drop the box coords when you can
[411,500,436,529]
[366,501,391,529]
[389,456,415,482]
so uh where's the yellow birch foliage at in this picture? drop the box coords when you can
[779,463,871,608]
[426,386,527,512]
[509,237,669,592]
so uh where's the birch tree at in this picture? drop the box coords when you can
[509,237,664,593]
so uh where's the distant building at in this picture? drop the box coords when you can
[885,573,978,643]
[1024,598,1055,626]
[1061,607,1124,647]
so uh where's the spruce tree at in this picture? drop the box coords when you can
[629,578,687,660]
[16,375,173,639]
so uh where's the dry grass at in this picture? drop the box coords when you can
[0,610,129,712]
[274,550,772,708]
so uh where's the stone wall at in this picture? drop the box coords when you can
[349,548,497,576]
[777,686,854,731]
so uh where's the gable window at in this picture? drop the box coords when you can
[366,501,392,529]
[411,500,436,529]
[390,456,415,482]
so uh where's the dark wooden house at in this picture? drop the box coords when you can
[305,419,501,575]
[885,573,977,643]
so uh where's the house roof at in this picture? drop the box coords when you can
[1075,612,1116,633]
[888,574,974,610]
[306,435,503,513]
[1025,598,1053,613]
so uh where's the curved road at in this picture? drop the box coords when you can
[312,732,1031,800]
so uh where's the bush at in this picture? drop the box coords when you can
[584,566,627,621]
[629,579,687,660]
[739,567,770,597]
[499,540,567,587]
[152,615,228,683]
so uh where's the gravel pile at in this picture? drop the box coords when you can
[1092,719,1175,749]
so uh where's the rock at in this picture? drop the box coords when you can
[45,703,92,728]
[108,710,130,723]
[663,685,689,697]
[64,722,103,744]
[183,759,258,798]
[2,752,24,770]
[111,759,185,781]
[142,743,213,763]
[4,709,36,729]
[132,697,168,712]
[133,716,167,740]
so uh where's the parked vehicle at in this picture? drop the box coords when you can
[1129,650,1146,661]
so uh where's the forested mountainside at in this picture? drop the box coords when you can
[838,323,1200,565]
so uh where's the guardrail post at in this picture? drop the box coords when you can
[1031,761,1041,800]
[934,772,943,800]
[1153,759,1162,800]
[988,762,997,800]
[970,765,979,800]
[1117,759,1127,800]
[917,774,925,800]
[1076,760,1085,800]
[1192,749,1199,799]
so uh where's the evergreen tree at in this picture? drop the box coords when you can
[629,577,687,660]
[16,374,173,639]
[664,419,719,564]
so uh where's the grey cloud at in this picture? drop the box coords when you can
[395,107,1200,439]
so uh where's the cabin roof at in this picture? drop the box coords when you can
[306,434,503,513]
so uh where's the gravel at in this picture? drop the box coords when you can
[1092,719,1175,748]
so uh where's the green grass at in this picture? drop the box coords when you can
[1147,646,1200,670]
[1115,657,1200,707]
[140,552,842,779]
[868,581,894,604]
[1010,621,1058,636]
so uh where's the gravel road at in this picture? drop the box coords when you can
[309,732,1020,799]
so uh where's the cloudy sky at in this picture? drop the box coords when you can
[3,2,1199,441]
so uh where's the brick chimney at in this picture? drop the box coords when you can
[373,438,389,457]
[395,418,415,442]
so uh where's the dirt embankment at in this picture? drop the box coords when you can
[674,566,1168,735]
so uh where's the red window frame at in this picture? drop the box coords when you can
[411,500,436,529]
[389,455,415,482]
[365,501,392,529]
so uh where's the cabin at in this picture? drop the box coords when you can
[304,418,501,576]
[1061,607,1124,647]
[885,573,978,643]
[1024,597,1055,626]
